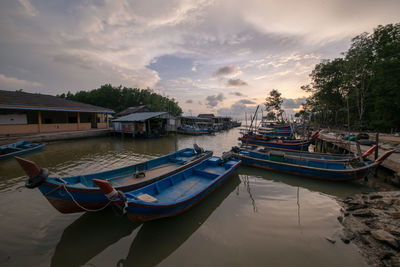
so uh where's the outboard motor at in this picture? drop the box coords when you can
[231,146,240,153]
[221,151,233,162]
[193,144,204,155]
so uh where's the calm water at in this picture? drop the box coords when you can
[0,129,392,266]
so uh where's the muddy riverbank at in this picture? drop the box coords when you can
[339,191,400,267]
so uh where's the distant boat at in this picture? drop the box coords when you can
[0,141,44,160]
[234,145,377,163]
[232,148,396,181]
[257,128,292,137]
[15,146,213,213]
[94,155,241,221]
[177,125,213,135]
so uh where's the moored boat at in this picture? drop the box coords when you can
[234,145,377,163]
[94,155,241,222]
[15,146,213,213]
[240,131,319,151]
[257,128,292,137]
[231,148,396,181]
[0,141,45,160]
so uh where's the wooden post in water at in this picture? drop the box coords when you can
[375,133,379,160]
[374,133,379,177]
[356,141,364,163]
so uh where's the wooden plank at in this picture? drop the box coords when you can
[317,132,400,177]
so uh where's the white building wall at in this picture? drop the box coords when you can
[0,114,27,125]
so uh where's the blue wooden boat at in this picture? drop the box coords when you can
[240,132,319,150]
[15,146,213,213]
[231,148,395,181]
[0,141,44,160]
[257,128,292,137]
[234,145,377,163]
[177,125,213,135]
[94,155,241,222]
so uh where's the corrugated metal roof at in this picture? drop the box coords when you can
[116,105,150,116]
[0,90,114,113]
[112,112,168,122]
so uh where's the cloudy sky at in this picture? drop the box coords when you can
[1,0,399,117]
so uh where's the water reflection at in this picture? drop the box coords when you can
[238,166,374,199]
[117,175,241,267]
[51,209,140,267]
[239,174,257,212]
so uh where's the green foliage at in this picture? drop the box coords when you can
[265,89,284,121]
[57,84,183,117]
[301,23,400,132]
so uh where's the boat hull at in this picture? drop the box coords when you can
[121,159,241,222]
[240,137,311,150]
[233,152,377,181]
[37,150,213,213]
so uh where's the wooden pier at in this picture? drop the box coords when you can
[316,131,400,181]
[0,128,111,145]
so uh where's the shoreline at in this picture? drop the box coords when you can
[338,191,400,267]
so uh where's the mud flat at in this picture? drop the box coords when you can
[338,191,400,267]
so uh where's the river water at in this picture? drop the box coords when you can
[0,129,392,266]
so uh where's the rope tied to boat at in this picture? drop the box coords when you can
[60,183,113,212]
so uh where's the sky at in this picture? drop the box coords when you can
[1,0,400,118]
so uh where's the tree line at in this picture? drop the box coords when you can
[297,23,400,132]
[58,84,183,117]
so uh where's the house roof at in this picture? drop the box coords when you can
[198,113,215,118]
[112,112,168,122]
[116,105,150,117]
[0,90,114,113]
[181,116,212,121]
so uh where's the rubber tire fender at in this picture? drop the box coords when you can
[25,168,49,189]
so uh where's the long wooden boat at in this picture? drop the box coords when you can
[240,132,319,151]
[15,147,213,213]
[232,148,395,181]
[234,145,377,163]
[177,127,213,135]
[0,141,44,160]
[257,128,292,137]
[94,155,241,222]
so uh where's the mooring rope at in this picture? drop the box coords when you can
[61,184,113,212]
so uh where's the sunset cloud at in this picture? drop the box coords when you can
[226,78,248,87]
[1,0,399,115]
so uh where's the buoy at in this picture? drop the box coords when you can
[93,179,118,200]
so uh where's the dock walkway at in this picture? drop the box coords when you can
[317,131,400,179]
[0,128,111,145]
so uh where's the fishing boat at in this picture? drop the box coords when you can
[239,131,319,151]
[231,148,396,181]
[257,128,292,137]
[234,145,377,163]
[94,155,241,222]
[15,146,213,213]
[0,141,45,160]
[177,125,213,135]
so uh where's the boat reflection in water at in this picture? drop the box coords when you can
[237,166,374,198]
[51,209,140,267]
[117,174,241,267]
